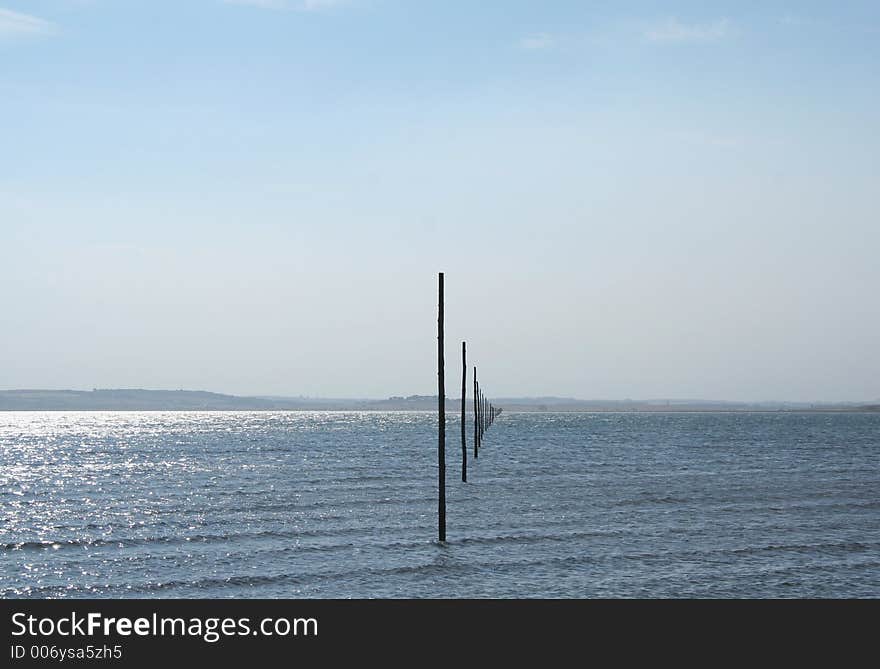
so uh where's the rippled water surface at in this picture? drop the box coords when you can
[1,411,878,598]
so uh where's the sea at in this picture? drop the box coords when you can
[1,411,878,598]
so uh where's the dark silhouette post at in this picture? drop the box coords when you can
[478,386,483,443]
[478,385,483,447]
[461,341,467,483]
[437,272,446,542]
[473,368,479,458]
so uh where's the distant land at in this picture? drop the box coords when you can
[1,389,878,412]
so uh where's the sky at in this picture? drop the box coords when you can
[1,1,878,401]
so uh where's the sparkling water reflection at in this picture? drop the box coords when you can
[1,411,878,598]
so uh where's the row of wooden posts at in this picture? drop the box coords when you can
[438,272,501,542]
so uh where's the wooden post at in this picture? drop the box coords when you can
[461,341,467,483]
[478,387,483,442]
[476,384,481,448]
[478,385,483,446]
[437,272,446,542]
[473,367,479,458]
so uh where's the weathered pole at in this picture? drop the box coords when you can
[461,341,467,483]
[437,272,446,542]
[473,368,479,458]
[475,381,483,448]
[476,384,480,446]
[478,387,483,442]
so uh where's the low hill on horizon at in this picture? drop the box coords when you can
[1,389,877,412]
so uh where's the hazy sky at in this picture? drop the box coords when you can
[2,1,878,401]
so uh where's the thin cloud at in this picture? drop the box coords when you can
[644,18,731,44]
[0,7,54,36]
[519,33,556,51]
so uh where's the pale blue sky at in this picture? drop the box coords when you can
[2,1,878,401]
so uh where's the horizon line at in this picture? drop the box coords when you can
[1,388,877,406]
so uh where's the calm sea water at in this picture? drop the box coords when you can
[1,411,878,598]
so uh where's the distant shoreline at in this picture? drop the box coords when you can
[2,409,879,414]
[1,389,878,413]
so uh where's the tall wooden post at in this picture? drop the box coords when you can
[478,385,482,447]
[473,368,479,458]
[478,386,483,443]
[437,272,446,542]
[461,341,467,483]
